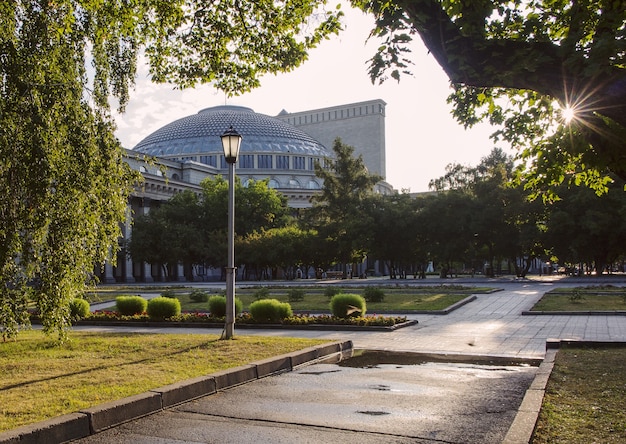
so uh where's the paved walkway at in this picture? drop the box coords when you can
[83,276,626,359]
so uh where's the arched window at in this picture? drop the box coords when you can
[268,179,280,189]
[288,179,301,188]
[307,180,320,189]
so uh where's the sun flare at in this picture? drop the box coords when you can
[561,104,576,124]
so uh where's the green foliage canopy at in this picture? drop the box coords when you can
[1,1,141,340]
[129,178,290,273]
[355,0,626,194]
[1,0,342,340]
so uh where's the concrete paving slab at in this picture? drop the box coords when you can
[74,356,538,444]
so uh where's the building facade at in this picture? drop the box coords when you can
[277,99,387,180]
[101,100,392,282]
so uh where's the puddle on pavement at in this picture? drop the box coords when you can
[338,349,541,368]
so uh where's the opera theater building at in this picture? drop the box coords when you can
[103,100,392,282]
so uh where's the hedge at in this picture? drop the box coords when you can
[249,299,293,323]
[116,295,147,316]
[329,293,367,318]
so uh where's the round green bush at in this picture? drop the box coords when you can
[249,299,293,323]
[160,289,177,298]
[147,296,181,320]
[253,287,270,300]
[287,288,306,302]
[363,287,385,302]
[116,295,148,316]
[69,298,90,320]
[189,289,209,303]
[208,295,243,318]
[329,293,367,318]
[324,287,343,300]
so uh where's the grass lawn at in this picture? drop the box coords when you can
[87,285,490,313]
[180,291,471,313]
[532,346,626,443]
[0,330,327,432]
[531,287,626,311]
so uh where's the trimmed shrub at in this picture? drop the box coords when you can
[160,289,177,298]
[287,288,306,302]
[363,287,385,303]
[147,296,181,320]
[189,289,209,303]
[69,298,90,320]
[324,287,343,300]
[116,295,148,316]
[253,287,270,300]
[249,299,293,323]
[330,293,367,318]
[207,295,243,318]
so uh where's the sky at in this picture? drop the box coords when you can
[112,6,501,193]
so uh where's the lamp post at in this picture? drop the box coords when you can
[220,125,242,339]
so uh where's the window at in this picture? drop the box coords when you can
[240,154,254,169]
[268,179,280,188]
[220,157,228,168]
[277,155,289,169]
[288,179,301,188]
[307,180,320,189]
[293,156,305,170]
[308,158,317,170]
[200,155,216,167]
[258,154,272,169]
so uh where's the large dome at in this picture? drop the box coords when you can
[133,105,330,157]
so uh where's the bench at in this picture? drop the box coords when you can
[325,271,343,279]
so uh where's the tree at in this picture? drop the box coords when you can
[418,190,476,277]
[200,177,289,238]
[365,193,423,278]
[131,177,290,277]
[1,2,145,340]
[357,0,626,194]
[429,148,548,277]
[200,176,290,272]
[2,0,342,339]
[305,138,381,276]
[543,179,626,274]
[129,191,204,280]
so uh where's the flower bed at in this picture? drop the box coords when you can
[72,310,417,330]
[85,310,409,327]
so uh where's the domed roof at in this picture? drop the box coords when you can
[133,105,330,157]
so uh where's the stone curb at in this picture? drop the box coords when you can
[0,340,353,444]
[431,294,477,314]
[72,319,418,331]
[522,310,626,316]
[502,346,556,444]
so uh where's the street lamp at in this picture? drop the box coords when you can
[220,125,242,339]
